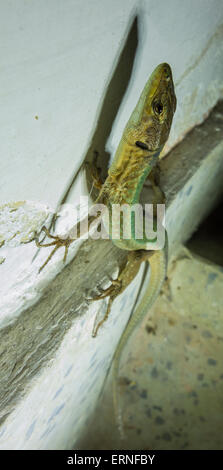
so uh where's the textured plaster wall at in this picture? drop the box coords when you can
[1,0,223,450]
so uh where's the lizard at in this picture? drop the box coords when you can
[35,62,176,435]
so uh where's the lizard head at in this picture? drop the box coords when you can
[132,63,177,152]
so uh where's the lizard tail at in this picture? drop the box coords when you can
[112,247,167,438]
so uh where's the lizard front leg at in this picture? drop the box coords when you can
[146,163,166,206]
[34,151,106,271]
[31,151,103,272]
[34,226,73,272]
[86,150,104,191]
[35,212,101,272]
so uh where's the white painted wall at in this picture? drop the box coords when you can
[1,0,223,206]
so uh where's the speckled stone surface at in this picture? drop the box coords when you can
[79,246,223,450]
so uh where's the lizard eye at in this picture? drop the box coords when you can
[153,101,164,116]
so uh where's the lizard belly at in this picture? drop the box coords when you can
[102,207,159,251]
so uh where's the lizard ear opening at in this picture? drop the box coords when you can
[135,141,149,150]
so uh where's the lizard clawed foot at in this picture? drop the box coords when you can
[92,278,122,300]
[35,226,73,272]
[91,277,122,337]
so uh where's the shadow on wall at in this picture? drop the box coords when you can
[56,15,139,208]
[186,198,223,266]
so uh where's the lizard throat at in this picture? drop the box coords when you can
[106,148,160,205]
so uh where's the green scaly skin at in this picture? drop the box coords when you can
[36,63,176,436]
[95,63,176,436]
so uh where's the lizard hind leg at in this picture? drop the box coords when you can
[91,252,140,338]
[91,278,122,338]
[91,250,152,338]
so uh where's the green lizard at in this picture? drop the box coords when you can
[36,62,176,435]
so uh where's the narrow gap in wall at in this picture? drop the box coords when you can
[86,15,139,187]
[186,197,223,267]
